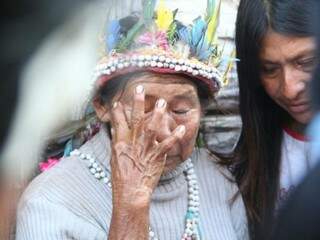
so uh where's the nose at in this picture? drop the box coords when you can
[281,67,306,101]
[154,112,177,142]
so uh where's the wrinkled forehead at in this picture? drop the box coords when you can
[121,72,199,100]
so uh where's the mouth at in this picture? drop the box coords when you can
[288,102,311,114]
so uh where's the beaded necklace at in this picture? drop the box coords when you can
[71,149,201,240]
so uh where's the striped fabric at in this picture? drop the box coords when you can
[16,129,248,240]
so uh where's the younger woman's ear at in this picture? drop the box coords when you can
[93,98,111,122]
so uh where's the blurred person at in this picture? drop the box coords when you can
[1,0,106,238]
[15,1,249,239]
[228,0,318,239]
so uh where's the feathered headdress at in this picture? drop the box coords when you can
[95,0,226,96]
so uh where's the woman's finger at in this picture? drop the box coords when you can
[156,125,186,156]
[131,85,145,143]
[111,102,130,142]
[145,98,167,147]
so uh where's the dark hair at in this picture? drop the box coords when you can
[233,0,315,239]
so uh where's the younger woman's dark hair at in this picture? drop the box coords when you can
[232,0,315,239]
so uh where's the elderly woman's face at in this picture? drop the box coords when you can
[110,73,202,172]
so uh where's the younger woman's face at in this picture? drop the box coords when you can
[260,30,316,125]
[104,73,202,172]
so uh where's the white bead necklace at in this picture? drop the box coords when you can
[71,149,201,240]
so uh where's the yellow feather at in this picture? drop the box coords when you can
[223,49,236,86]
[205,0,221,45]
[156,0,173,31]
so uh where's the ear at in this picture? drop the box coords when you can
[93,98,111,122]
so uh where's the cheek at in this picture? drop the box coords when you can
[261,78,280,100]
[177,114,200,157]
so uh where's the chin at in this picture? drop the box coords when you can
[291,111,313,125]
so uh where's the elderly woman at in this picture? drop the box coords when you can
[16,1,248,239]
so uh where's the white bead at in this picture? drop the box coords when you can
[159,56,166,62]
[181,65,187,71]
[164,63,169,68]
[145,55,152,61]
[94,173,100,179]
[103,177,109,183]
[169,64,175,69]
[110,66,116,72]
[175,65,182,71]
[157,62,164,68]
[172,59,177,64]
[152,55,159,61]
[145,61,151,67]
[138,61,144,68]
[90,168,97,174]
[192,70,199,76]
[151,61,157,67]
[132,55,138,61]
[117,63,124,69]
[149,231,155,237]
[124,62,130,67]
[100,172,106,178]
[187,67,193,73]
[178,59,184,65]
[96,167,102,172]
[92,163,98,168]
[138,55,145,61]
[80,154,86,159]
[165,58,171,63]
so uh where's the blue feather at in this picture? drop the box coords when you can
[178,26,190,44]
[106,20,121,51]
[190,17,207,49]
[63,139,73,157]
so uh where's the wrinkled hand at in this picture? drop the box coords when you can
[110,85,186,208]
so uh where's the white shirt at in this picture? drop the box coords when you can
[279,128,315,204]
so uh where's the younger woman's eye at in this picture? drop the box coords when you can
[261,64,279,77]
[296,57,316,72]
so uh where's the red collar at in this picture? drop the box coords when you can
[283,126,309,142]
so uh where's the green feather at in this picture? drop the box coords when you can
[206,0,216,22]
[116,20,145,52]
[167,21,177,45]
[143,0,157,23]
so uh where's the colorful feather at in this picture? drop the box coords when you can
[167,21,177,44]
[116,20,144,52]
[205,0,216,22]
[106,20,121,52]
[178,25,190,45]
[156,0,174,31]
[143,0,157,24]
[222,49,237,86]
[190,17,207,48]
[205,0,221,45]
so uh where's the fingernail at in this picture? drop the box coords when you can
[177,125,186,135]
[156,98,166,108]
[110,128,114,136]
[135,85,144,94]
[113,102,118,108]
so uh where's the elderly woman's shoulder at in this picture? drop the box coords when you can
[19,154,90,205]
